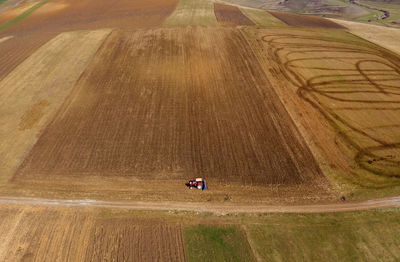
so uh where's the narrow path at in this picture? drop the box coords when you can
[0,196,400,213]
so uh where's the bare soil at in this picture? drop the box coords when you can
[14,27,325,189]
[269,11,346,28]
[214,3,255,25]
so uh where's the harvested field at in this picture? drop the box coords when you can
[0,206,93,261]
[164,0,217,26]
[214,3,255,26]
[269,11,346,28]
[0,29,111,184]
[246,210,400,261]
[0,206,185,262]
[242,27,400,191]
[86,217,185,261]
[14,27,326,188]
[331,18,400,55]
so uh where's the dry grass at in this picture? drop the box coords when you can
[0,29,111,185]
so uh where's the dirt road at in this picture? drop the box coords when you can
[0,196,399,213]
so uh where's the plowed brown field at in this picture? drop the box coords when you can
[14,27,325,187]
[0,206,185,261]
[269,11,345,29]
[214,3,255,26]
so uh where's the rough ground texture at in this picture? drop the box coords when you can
[14,27,326,190]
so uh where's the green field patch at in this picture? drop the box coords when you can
[184,225,256,262]
[240,8,287,27]
[0,0,48,32]
[164,0,217,26]
[247,210,400,261]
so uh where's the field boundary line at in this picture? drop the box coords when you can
[0,196,400,213]
[241,225,262,262]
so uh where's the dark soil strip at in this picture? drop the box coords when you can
[214,3,255,26]
[269,11,346,29]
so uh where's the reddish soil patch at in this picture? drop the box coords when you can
[14,27,325,187]
[214,3,255,26]
[269,11,346,29]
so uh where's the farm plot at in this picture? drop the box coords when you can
[240,8,287,27]
[269,11,346,28]
[0,206,185,262]
[331,18,400,55]
[184,225,256,262]
[0,29,111,185]
[0,0,178,81]
[214,3,255,26]
[14,27,326,188]
[242,27,400,191]
[0,0,178,36]
[245,210,400,262]
[86,217,185,261]
[164,0,217,26]
[0,206,94,261]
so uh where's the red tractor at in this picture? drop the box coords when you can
[186,178,207,190]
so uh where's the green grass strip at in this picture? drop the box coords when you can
[184,225,257,262]
[0,0,48,32]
